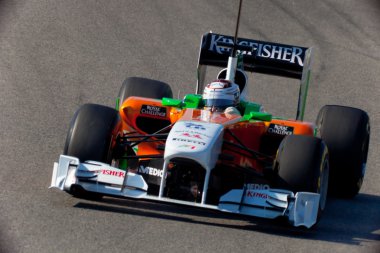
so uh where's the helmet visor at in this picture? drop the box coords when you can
[203,99,234,109]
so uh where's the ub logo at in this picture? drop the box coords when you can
[185,123,206,130]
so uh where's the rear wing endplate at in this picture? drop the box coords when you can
[196,32,313,120]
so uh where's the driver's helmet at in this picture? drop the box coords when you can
[202,79,240,111]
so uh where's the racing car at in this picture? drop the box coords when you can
[50,10,370,228]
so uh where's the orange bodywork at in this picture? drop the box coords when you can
[119,97,169,157]
[119,96,315,171]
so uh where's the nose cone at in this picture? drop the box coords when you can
[164,121,224,170]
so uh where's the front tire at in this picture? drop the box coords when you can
[64,104,120,163]
[273,135,329,217]
[63,104,120,199]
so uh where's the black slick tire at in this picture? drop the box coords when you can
[273,135,329,219]
[118,77,173,109]
[63,104,120,200]
[64,103,120,163]
[316,105,370,198]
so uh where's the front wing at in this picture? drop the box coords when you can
[51,155,320,228]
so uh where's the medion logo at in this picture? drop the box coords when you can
[138,166,163,177]
[245,183,270,190]
[208,34,304,66]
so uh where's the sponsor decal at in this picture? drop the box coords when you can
[140,105,167,117]
[174,130,211,138]
[181,133,202,139]
[172,138,206,146]
[138,165,163,177]
[178,144,196,150]
[101,169,125,178]
[185,122,206,130]
[245,183,270,190]
[246,191,268,199]
[208,34,304,66]
[267,124,294,135]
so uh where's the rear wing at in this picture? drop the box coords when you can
[196,32,313,120]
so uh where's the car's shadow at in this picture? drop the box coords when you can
[74,193,380,246]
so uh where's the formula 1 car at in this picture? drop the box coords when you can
[50,10,370,229]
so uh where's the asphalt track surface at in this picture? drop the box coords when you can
[0,0,379,252]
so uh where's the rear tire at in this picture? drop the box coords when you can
[118,77,173,109]
[273,135,329,217]
[316,105,370,198]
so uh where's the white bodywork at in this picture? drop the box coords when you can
[161,121,224,204]
[51,154,321,228]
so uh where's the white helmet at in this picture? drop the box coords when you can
[202,80,240,110]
